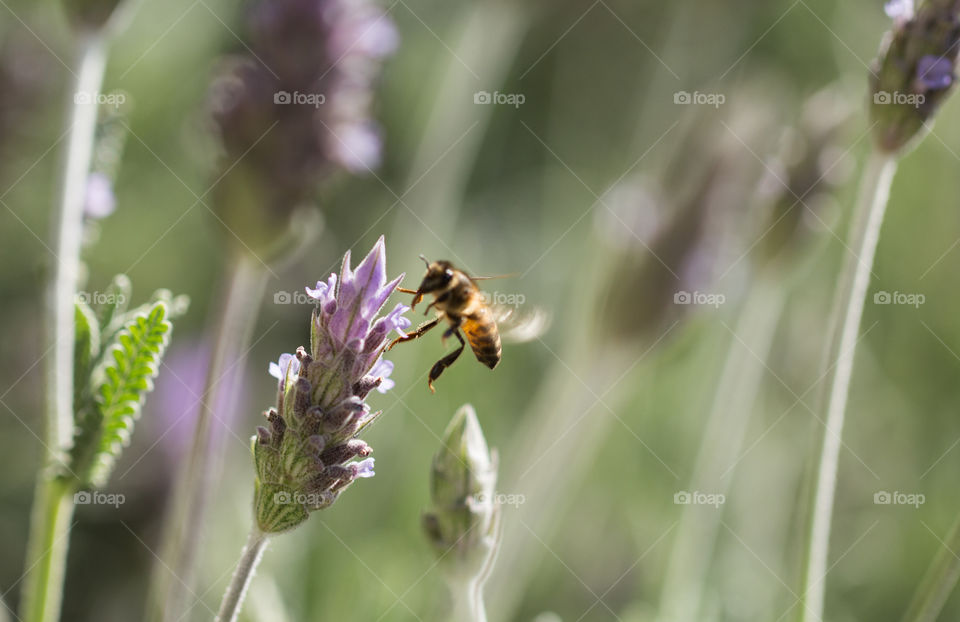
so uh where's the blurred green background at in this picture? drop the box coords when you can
[4,0,960,620]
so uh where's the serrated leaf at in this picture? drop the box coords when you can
[70,301,172,488]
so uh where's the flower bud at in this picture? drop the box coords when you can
[423,405,499,582]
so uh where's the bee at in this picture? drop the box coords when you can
[389,257,533,393]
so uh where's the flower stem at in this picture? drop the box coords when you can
[21,34,107,622]
[900,515,960,622]
[216,528,269,622]
[798,149,897,622]
[448,577,487,622]
[658,272,786,622]
[146,254,268,622]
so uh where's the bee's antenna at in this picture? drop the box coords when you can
[418,254,430,268]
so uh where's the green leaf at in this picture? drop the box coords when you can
[73,301,100,414]
[70,301,172,488]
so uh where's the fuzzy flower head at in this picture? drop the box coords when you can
[871,0,960,153]
[252,236,409,533]
[209,0,398,253]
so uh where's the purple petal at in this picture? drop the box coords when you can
[338,249,354,296]
[362,272,404,319]
[306,275,336,301]
[268,352,300,382]
[369,357,394,393]
[352,457,375,478]
[917,55,954,90]
[352,236,388,310]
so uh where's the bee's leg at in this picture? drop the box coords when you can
[439,317,462,348]
[387,317,440,351]
[396,287,423,310]
[428,329,465,393]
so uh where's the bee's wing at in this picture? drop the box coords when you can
[490,304,551,343]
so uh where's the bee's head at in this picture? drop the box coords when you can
[415,257,455,295]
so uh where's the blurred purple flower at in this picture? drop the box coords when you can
[252,236,409,532]
[885,0,914,22]
[147,342,245,464]
[83,171,116,219]
[210,0,398,247]
[916,54,954,90]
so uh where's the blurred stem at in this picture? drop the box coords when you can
[21,34,107,622]
[448,577,486,622]
[658,271,785,622]
[216,528,269,622]
[392,0,528,245]
[147,254,268,622]
[901,515,960,622]
[798,149,896,622]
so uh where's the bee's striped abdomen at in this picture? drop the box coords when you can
[462,311,501,369]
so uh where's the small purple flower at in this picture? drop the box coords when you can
[268,353,301,384]
[353,457,376,478]
[83,172,116,219]
[252,236,408,532]
[916,54,954,90]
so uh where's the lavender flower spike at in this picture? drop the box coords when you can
[209,0,398,253]
[252,236,410,533]
[870,0,960,153]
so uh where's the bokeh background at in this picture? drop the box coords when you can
[3,0,960,620]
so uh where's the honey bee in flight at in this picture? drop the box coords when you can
[388,257,547,392]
